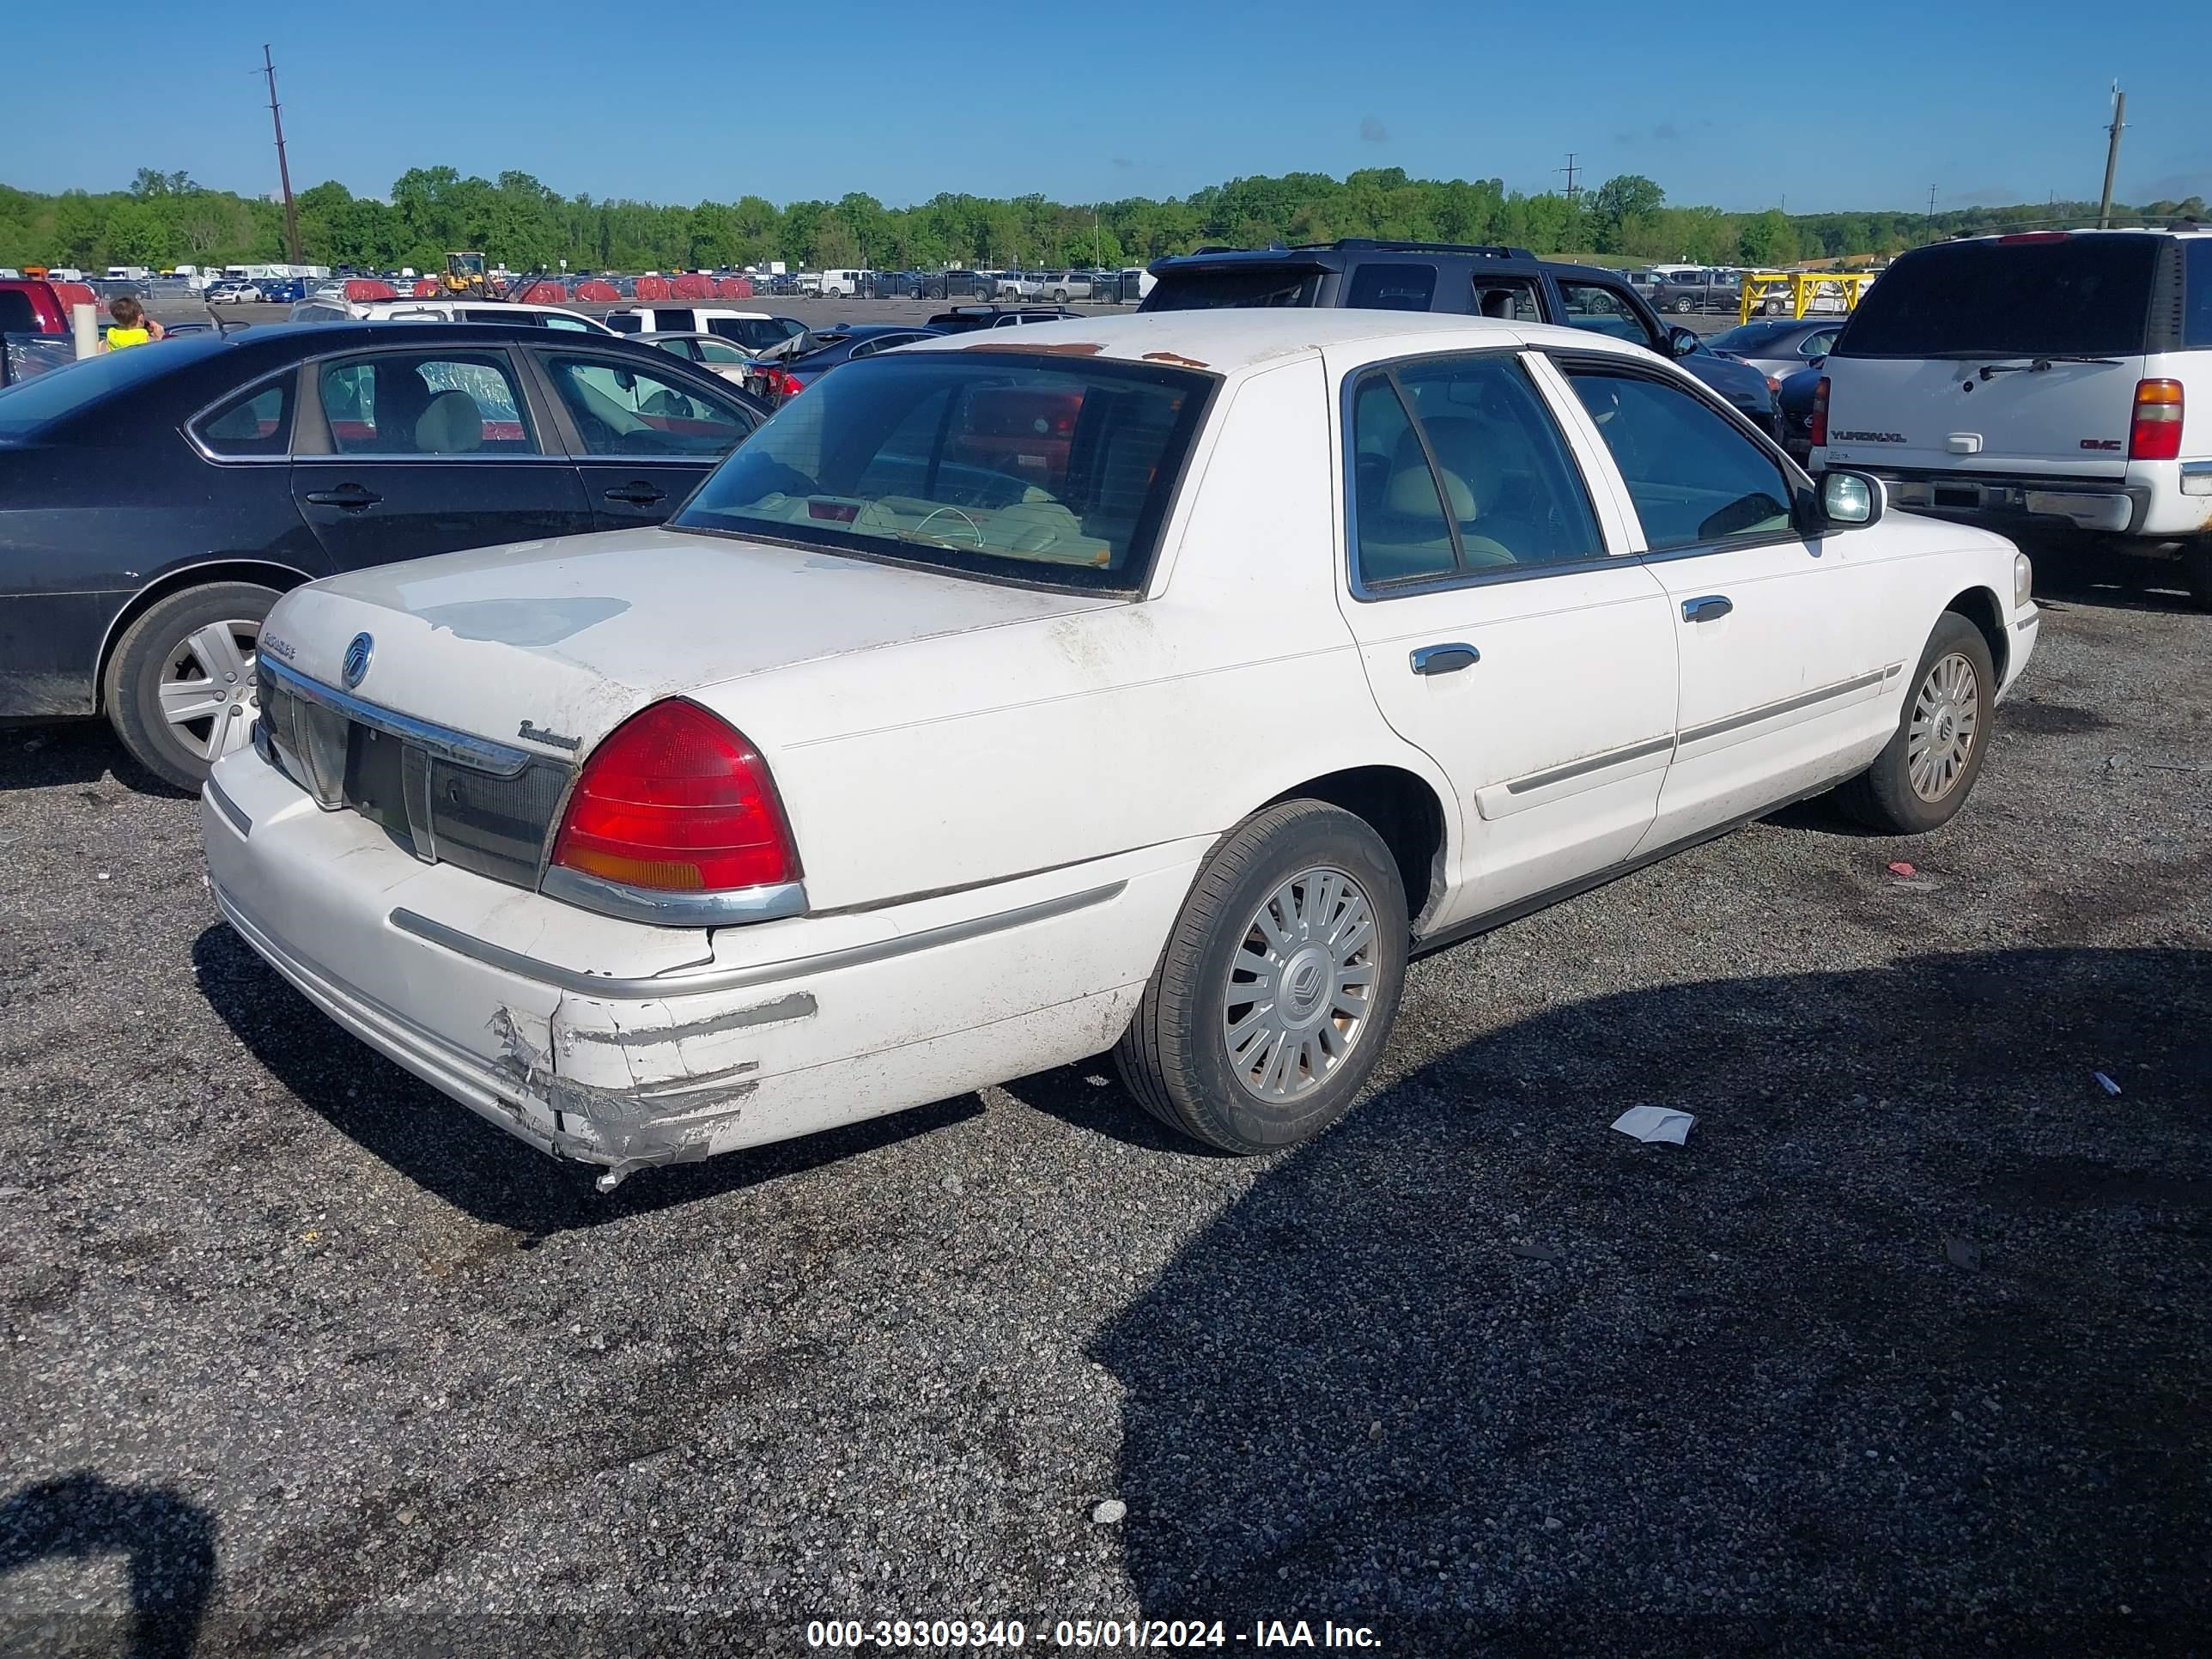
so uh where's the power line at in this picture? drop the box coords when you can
[1557,153,1582,203]
[261,46,301,264]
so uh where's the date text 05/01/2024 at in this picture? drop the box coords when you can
[804,1618,1383,1650]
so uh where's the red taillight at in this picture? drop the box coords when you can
[1809,375,1831,447]
[2130,379,2184,461]
[551,701,799,894]
[755,368,805,399]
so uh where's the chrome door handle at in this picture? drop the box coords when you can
[1681,595,1734,623]
[1409,642,1480,676]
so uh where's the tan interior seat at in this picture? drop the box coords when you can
[415,390,485,454]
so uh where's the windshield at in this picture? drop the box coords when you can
[1834,236,2158,358]
[674,349,1212,592]
[0,340,197,437]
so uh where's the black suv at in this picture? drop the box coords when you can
[1141,240,1777,432]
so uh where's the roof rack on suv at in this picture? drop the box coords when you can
[1165,239,1539,262]
[1322,239,1537,258]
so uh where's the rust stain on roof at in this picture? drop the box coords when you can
[1140,350,1210,368]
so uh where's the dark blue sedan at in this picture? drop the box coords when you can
[0,322,764,787]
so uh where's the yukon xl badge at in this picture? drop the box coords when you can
[341,632,374,690]
[1832,430,1907,444]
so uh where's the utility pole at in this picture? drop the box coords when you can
[1925,183,1937,242]
[2097,82,2126,228]
[261,46,301,264]
[1557,153,1582,203]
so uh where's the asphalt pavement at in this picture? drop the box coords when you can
[0,532,2206,1656]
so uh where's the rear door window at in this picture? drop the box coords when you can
[1471,278,1540,321]
[1352,354,1607,586]
[1344,263,1438,311]
[1835,235,2159,358]
[317,351,537,454]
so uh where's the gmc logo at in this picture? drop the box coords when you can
[2079,439,2123,451]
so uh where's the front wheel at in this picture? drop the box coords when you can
[103,580,279,790]
[1833,612,1995,835]
[1115,800,1408,1153]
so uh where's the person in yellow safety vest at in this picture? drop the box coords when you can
[101,296,165,351]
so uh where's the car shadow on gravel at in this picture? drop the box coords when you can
[0,720,181,797]
[1091,945,2211,1656]
[191,922,983,1235]
[0,1472,216,1659]
[2015,529,2204,617]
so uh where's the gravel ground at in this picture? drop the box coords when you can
[0,530,2206,1657]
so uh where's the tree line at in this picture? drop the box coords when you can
[3,165,2203,276]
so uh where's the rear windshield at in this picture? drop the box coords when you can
[705,318,788,351]
[1141,265,1324,311]
[1706,320,1808,354]
[1834,236,2159,358]
[674,349,1212,592]
[0,340,196,437]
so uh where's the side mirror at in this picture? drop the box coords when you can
[1667,325,1702,357]
[1820,469,1886,529]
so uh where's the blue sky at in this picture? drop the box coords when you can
[10,0,2209,214]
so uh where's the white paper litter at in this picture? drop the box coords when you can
[2093,1072,2123,1097]
[1611,1105,1697,1145]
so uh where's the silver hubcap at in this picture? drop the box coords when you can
[1223,865,1378,1104]
[1907,651,1979,802]
[158,620,260,763]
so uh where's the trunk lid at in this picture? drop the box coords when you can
[264,524,1120,755]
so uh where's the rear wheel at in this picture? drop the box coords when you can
[1115,801,1408,1154]
[1834,611,1995,835]
[2180,538,2212,611]
[103,581,278,791]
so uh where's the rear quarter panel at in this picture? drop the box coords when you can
[0,427,321,714]
[692,356,1452,911]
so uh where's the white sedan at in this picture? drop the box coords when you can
[203,311,2037,1188]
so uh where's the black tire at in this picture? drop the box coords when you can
[1114,800,1409,1154]
[103,580,280,791]
[2180,538,2212,612]
[1672,295,1694,314]
[1834,611,1995,835]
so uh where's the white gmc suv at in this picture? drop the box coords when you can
[1813,227,2212,605]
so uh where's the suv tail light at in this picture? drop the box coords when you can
[550,701,799,895]
[1809,376,1830,448]
[2130,380,2184,461]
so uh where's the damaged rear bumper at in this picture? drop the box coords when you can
[203,751,1202,1183]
